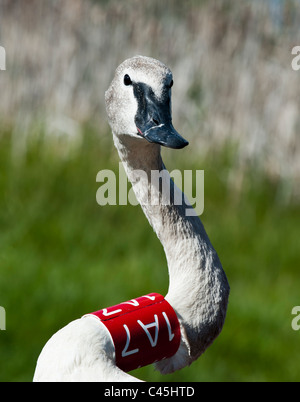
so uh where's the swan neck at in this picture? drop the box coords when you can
[113,133,201,290]
[113,132,229,363]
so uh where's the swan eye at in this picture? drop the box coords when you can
[124,74,132,86]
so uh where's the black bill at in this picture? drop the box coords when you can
[134,82,189,150]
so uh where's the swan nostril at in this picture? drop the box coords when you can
[152,118,160,126]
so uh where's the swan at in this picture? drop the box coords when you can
[33,55,229,382]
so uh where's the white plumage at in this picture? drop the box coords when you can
[33,56,229,382]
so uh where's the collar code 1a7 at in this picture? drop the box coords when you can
[83,293,181,372]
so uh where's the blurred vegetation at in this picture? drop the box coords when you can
[0,126,299,382]
[1,0,300,200]
[0,0,300,382]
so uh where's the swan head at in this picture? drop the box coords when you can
[105,56,188,149]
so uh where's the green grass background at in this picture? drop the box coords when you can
[0,126,299,382]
